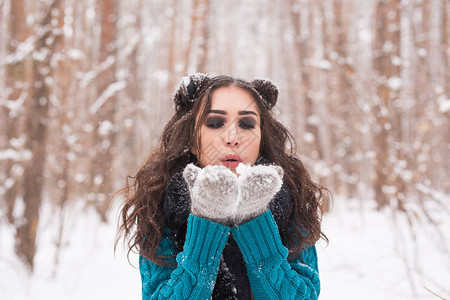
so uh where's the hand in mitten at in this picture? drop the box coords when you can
[183,163,239,224]
[234,163,284,225]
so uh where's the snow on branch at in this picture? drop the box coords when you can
[5,37,36,65]
[79,55,116,88]
[0,91,28,115]
[89,81,126,115]
[0,149,32,162]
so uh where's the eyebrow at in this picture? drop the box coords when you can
[209,109,258,117]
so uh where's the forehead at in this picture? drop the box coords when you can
[210,86,259,114]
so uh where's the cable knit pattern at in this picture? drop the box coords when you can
[231,210,320,299]
[140,211,319,299]
[140,214,230,299]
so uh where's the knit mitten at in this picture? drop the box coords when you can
[234,163,284,225]
[183,163,239,224]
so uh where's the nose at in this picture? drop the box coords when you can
[225,124,239,146]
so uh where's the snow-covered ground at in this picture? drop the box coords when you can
[318,198,450,300]
[1,197,449,300]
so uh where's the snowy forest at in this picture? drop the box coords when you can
[0,0,449,299]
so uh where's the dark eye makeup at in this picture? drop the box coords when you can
[239,118,255,129]
[205,117,224,129]
[205,116,256,129]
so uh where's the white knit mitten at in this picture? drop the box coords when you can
[183,163,239,224]
[234,163,284,225]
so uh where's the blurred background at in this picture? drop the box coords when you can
[0,0,449,299]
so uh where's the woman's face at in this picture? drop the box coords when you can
[193,85,262,176]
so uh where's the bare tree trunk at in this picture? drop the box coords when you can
[224,0,236,75]
[310,0,332,210]
[289,0,322,160]
[331,0,358,197]
[183,0,200,73]
[167,0,178,91]
[181,0,211,73]
[372,0,402,209]
[288,0,306,143]
[439,0,450,189]
[195,0,211,73]
[51,153,70,277]
[49,2,72,275]
[4,0,31,225]
[265,0,274,77]
[120,0,143,172]
[16,0,64,270]
[88,0,119,222]
[443,0,450,98]
[279,2,302,143]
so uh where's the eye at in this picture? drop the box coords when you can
[239,118,256,129]
[205,117,224,129]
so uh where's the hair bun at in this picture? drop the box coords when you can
[251,78,278,109]
[173,73,210,112]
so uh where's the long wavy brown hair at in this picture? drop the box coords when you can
[115,74,329,265]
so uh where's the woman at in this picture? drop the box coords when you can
[116,74,328,299]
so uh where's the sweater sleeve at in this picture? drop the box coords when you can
[139,214,231,299]
[231,210,320,300]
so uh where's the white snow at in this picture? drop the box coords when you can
[304,132,316,143]
[0,149,32,162]
[5,37,36,65]
[235,162,250,176]
[0,202,141,300]
[93,174,103,185]
[0,91,28,115]
[437,97,450,113]
[388,76,402,90]
[79,56,115,88]
[89,80,126,115]
[180,73,207,92]
[317,198,450,300]
[309,59,332,70]
[417,48,427,57]
[1,196,449,299]
[66,49,84,60]
[97,120,114,136]
[182,75,192,87]
[391,56,402,66]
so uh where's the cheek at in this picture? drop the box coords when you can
[200,130,216,149]
[255,131,262,150]
[198,128,221,160]
[247,128,262,156]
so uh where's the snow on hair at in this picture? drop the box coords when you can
[251,78,279,109]
[173,73,210,112]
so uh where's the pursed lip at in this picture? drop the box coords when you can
[220,154,243,163]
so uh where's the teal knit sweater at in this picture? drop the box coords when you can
[139,210,320,299]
